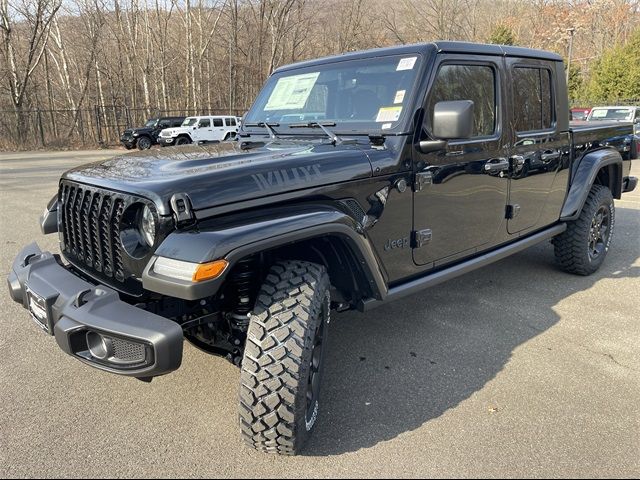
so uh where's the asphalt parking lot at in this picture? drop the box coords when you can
[0,149,638,478]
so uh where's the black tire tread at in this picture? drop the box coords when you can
[239,260,329,455]
[553,184,614,275]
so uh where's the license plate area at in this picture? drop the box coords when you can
[26,287,55,335]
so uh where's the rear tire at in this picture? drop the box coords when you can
[239,260,331,455]
[553,184,615,275]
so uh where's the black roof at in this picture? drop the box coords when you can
[275,41,563,73]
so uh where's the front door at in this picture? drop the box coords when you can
[193,118,212,142]
[413,56,509,267]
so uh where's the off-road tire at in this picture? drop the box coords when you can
[553,184,615,275]
[136,135,152,150]
[239,260,331,455]
[175,136,191,146]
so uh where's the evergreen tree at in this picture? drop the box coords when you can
[487,25,516,46]
[584,29,640,101]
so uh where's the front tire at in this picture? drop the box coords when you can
[175,136,191,146]
[553,184,615,275]
[136,136,152,150]
[239,260,331,455]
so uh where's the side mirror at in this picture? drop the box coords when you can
[418,100,475,153]
[433,100,475,139]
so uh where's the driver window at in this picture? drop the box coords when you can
[426,64,496,138]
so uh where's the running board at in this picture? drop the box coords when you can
[358,223,566,312]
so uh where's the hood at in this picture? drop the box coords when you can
[124,127,154,135]
[62,141,373,216]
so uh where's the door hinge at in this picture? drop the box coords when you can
[413,229,433,248]
[506,204,521,219]
[414,171,433,192]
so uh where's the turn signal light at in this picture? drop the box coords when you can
[193,260,229,282]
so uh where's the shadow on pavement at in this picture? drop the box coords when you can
[304,206,639,456]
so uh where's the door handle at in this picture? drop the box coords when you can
[484,158,509,173]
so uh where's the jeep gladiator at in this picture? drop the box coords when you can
[7,42,638,455]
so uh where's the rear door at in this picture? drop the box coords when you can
[413,55,510,267]
[506,58,570,233]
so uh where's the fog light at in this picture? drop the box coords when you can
[86,331,114,360]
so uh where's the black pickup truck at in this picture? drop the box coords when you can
[7,42,637,455]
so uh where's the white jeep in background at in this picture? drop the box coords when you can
[158,115,239,146]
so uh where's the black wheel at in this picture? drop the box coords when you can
[136,136,152,150]
[553,184,615,275]
[239,260,331,455]
[175,136,191,146]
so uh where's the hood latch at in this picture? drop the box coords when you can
[170,193,195,227]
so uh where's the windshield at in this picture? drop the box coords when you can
[244,54,423,133]
[145,118,158,127]
[182,117,198,127]
[588,108,634,121]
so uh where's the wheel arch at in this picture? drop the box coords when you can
[142,206,387,303]
[561,148,623,221]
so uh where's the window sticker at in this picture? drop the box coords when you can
[396,57,417,71]
[394,90,406,104]
[381,123,393,130]
[591,109,608,118]
[264,72,321,111]
[376,106,403,123]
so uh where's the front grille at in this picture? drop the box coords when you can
[60,182,127,284]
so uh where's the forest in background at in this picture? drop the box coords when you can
[1,0,639,149]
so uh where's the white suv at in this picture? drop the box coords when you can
[158,116,239,146]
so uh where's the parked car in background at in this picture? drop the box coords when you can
[570,107,591,121]
[587,106,640,135]
[120,116,185,150]
[158,115,239,146]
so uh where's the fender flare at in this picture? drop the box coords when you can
[142,205,388,301]
[560,148,622,221]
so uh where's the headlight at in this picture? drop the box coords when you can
[140,205,156,246]
[133,132,139,137]
[152,257,228,282]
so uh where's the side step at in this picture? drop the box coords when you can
[358,223,567,311]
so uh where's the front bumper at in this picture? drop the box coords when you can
[120,135,136,148]
[7,243,183,378]
[158,136,175,145]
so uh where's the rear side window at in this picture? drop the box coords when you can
[226,118,236,126]
[512,67,554,132]
[427,64,497,138]
[213,119,223,127]
[198,119,210,128]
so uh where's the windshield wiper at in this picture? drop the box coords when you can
[243,122,281,139]
[289,121,352,145]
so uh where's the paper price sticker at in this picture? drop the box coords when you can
[394,90,406,104]
[376,106,403,123]
[396,57,417,71]
[264,72,320,111]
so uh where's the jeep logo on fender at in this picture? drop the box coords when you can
[384,237,410,251]
[251,164,322,191]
